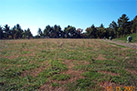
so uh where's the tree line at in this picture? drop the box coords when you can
[0,24,33,39]
[0,14,136,39]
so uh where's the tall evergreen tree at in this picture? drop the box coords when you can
[38,28,43,38]
[0,26,3,39]
[11,26,17,39]
[16,24,23,38]
[131,15,137,33]
[64,25,77,38]
[3,24,10,39]
[26,28,33,39]
[43,25,52,38]
[118,14,131,36]
[97,24,105,38]
[11,24,23,39]
[109,21,118,38]
[53,25,62,38]
[85,25,97,38]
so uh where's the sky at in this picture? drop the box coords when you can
[0,0,137,35]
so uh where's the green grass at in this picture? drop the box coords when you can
[82,71,104,80]
[115,33,137,43]
[0,39,136,91]
[52,74,70,81]
[51,82,60,87]
[66,78,96,91]
[50,60,68,72]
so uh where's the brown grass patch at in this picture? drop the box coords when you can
[98,71,119,76]
[22,52,35,57]
[126,69,137,75]
[21,61,49,77]
[62,60,85,81]
[21,66,45,77]
[39,82,66,91]
[39,60,85,91]
[74,60,90,65]
[5,55,19,59]
[96,54,106,60]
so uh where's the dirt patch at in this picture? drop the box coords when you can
[5,55,19,59]
[21,66,45,77]
[96,54,106,60]
[60,60,85,83]
[63,60,75,69]
[39,60,85,91]
[121,48,130,50]
[22,52,35,57]
[75,60,90,65]
[21,61,49,77]
[98,71,119,76]
[60,71,84,84]
[5,52,35,59]
[126,69,137,75]
[39,82,66,91]
[128,60,137,66]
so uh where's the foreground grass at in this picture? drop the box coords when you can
[0,39,136,91]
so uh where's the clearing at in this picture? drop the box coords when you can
[0,39,136,91]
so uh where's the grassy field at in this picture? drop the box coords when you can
[114,33,137,43]
[0,39,136,91]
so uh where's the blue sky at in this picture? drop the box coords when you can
[0,0,137,35]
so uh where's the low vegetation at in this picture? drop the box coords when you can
[115,33,137,43]
[0,39,136,91]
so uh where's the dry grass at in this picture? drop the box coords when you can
[0,39,136,91]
